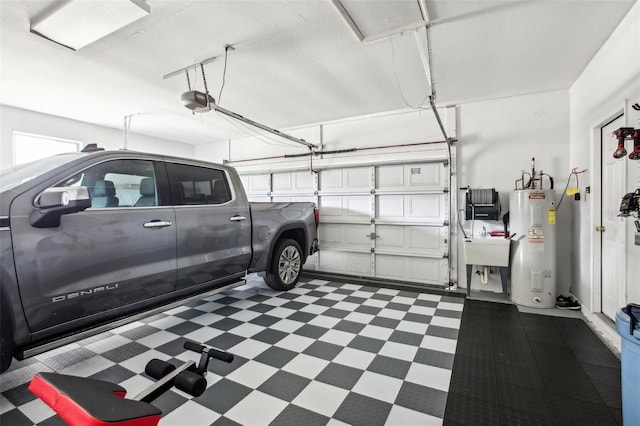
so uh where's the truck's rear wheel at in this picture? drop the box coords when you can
[265,238,303,291]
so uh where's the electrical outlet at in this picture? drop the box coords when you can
[574,192,581,201]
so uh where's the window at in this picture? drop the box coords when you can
[59,159,160,208]
[166,163,232,205]
[13,132,81,165]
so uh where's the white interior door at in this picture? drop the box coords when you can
[601,115,627,320]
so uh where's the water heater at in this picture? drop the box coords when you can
[509,189,557,308]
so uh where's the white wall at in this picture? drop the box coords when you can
[569,1,640,315]
[1,105,195,168]
[456,90,571,294]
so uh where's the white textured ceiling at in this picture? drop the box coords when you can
[0,0,635,146]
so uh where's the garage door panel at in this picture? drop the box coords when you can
[376,225,445,255]
[241,174,270,193]
[320,167,370,191]
[272,196,315,203]
[321,224,370,250]
[273,171,314,192]
[320,196,370,220]
[376,194,443,223]
[377,163,443,190]
[376,255,445,284]
[319,251,371,276]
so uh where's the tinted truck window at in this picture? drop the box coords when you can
[166,163,232,205]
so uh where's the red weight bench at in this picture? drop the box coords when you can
[29,373,162,426]
[29,341,233,426]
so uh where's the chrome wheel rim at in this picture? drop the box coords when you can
[278,245,301,285]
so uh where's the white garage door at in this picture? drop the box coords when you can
[240,158,450,286]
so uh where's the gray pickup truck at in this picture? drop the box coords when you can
[0,149,318,372]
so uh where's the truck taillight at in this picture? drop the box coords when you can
[314,208,320,228]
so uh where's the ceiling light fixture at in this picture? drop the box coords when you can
[30,0,150,51]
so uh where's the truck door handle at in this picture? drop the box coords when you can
[229,215,247,222]
[143,220,173,228]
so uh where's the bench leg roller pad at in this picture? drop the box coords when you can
[29,373,162,426]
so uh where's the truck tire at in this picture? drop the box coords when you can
[265,238,303,291]
[0,307,13,372]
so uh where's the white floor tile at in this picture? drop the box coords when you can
[59,355,114,376]
[417,293,442,302]
[345,312,375,324]
[229,322,265,338]
[333,347,376,369]
[160,400,221,426]
[318,329,357,346]
[379,341,418,362]
[226,360,278,388]
[293,381,349,417]
[229,309,261,322]
[391,296,417,305]
[229,338,271,359]
[405,363,452,392]
[395,321,429,335]
[18,398,56,424]
[419,335,457,354]
[226,391,288,425]
[282,353,329,379]
[437,301,464,311]
[359,324,394,340]
[190,312,225,326]
[376,308,406,320]
[300,303,328,315]
[148,316,185,330]
[271,318,304,333]
[0,394,15,415]
[408,305,437,316]
[136,330,180,348]
[309,315,342,329]
[84,334,132,354]
[430,316,461,329]
[352,371,403,403]
[268,307,298,318]
[275,334,316,352]
[386,404,443,425]
[118,374,155,397]
[183,326,224,343]
[333,301,360,312]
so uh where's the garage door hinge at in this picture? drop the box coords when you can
[443,187,449,193]
[443,253,449,259]
[443,220,449,226]
[444,161,449,167]
[370,189,376,194]
[371,219,375,224]
[370,248,375,254]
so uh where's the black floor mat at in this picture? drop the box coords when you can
[444,299,622,425]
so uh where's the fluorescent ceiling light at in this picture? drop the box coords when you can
[30,0,150,51]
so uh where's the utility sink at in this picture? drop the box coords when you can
[463,238,511,266]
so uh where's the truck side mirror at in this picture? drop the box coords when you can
[30,187,91,228]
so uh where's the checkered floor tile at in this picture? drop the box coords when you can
[0,277,464,426]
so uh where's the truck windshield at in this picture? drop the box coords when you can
[0,152,87,192]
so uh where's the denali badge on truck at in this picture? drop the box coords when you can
[52,284,119,303]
